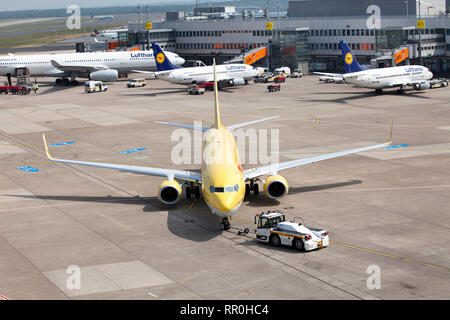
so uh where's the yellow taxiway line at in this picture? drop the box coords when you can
[331,241,450,272]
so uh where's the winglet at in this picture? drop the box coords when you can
[386,120,394,145]
[213,59,222,129]
[42,134,54,161]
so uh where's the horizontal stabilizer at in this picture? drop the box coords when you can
[155,121,209,131]
[227,116,280,130]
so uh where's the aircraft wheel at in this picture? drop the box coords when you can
[270,234,281,247]
[375,89,383,94]
[194,186,200,199]
[245,184,250,196]
[253,184,259,195]
[186,187,191,199]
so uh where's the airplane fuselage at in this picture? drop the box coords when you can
[343,65,433,89]
[158,64,258,85]
[201,127,246,217]
[0,51,184,78]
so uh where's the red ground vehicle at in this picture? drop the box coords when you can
[274,76,286,84]
[267,84,281,92]
[9,85,31,95]
[0,86,9,94]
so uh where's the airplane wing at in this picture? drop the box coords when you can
[313,72,343,77]
[51,60,109,73]
[42,134,202,183]
[244,122,393,181]
[132,70,172,77]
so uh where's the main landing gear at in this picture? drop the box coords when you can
[55,78,79,86]
[185,185,200,199]
[396,86,405,94]
[375,88,383,94]
[220,217,231,231]
[245,180,259,197]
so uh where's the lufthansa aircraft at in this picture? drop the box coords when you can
[315,40,435,94]
[43,60,393,230]
[134,43,258,88]
[0,50,184,85]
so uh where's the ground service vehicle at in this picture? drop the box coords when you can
[187,84,206,95]
[274,67,291,77]
[430,78,448,89]
[291,69,303,78]
[255,211,329,251]
[267,84,281,92]
[7,85,31,95]
[274,76,286,83]
[127,78,146,87]
[85,81,108,93]
[0,86,9,94]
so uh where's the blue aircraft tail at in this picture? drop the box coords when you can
[151,42,182,72]
[340,40,367,73]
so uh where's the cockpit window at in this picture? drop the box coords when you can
[209,184,239,193]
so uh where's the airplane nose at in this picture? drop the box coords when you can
[216,195,237,212]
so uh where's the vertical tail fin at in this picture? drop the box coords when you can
[340,40,367,73]
[151,42,182,72]
[213,59,222,129]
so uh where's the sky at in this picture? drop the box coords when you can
[1,0,220,12]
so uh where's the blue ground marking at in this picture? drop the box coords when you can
[48,141,76,147]
[119,148,147,155]
[17,166,39,172]
[385,144,409,150]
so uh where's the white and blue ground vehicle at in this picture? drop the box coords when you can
[255,211,329,251]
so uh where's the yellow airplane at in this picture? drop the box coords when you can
[43,60,393,230]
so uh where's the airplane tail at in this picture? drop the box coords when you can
[151,42,182,72]
[213,59,222,129]
[340,40,367,73]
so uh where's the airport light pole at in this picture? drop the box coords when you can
[418,0,422,65]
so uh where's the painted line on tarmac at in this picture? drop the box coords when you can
[16,166,39,172]
[119,148,147,155]
[384,144,409,150]
[331,241,450,272]
[0,294,10,300]
[48,141,76,147]
[316,184,450,193]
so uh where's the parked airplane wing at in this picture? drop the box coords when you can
[51,60,109,73]
[43,134,202,183]
[244,122,393,180]
[313,72,343,78]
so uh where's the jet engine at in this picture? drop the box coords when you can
[229,78,246,86]
[158,180,182,205]
[90,69,119,82]
[414,82,431,91]
[263,175,289,200]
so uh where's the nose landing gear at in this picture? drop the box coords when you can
[220,218,231,231]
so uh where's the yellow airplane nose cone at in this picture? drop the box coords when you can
[217,196,236,213]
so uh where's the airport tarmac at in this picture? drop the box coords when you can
[0,75,449,300]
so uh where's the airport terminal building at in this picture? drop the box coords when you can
[118,0,450,75]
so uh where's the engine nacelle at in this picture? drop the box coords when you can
[230,78,246,86]
[263,175,289,200]
[158,180,182,205]
[90,69,119,82]
[414,82,431,91]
